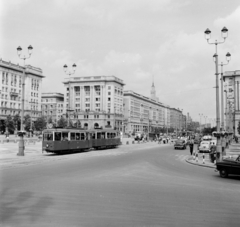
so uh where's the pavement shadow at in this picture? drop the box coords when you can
[0,187,54,226]
[212,174,240,181]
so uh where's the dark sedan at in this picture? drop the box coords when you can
[216,155,240,178]
[174,139,186,150]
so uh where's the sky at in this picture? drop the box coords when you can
[1,0,240,124]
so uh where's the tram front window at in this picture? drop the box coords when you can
[44,133,53,141]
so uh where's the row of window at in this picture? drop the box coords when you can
[44,131,118,141]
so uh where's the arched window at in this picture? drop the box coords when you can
[84,123,88,129]
[94,123,99,129]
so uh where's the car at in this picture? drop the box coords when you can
[194,138,200,144]
[170,136,178,143]
[216,155,240,178]
[198,141,211,153]
[134,131,144,141]
[174,139,186,150]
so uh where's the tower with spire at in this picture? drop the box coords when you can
[150,75,156,100]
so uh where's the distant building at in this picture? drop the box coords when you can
[41,92,64,123]
[150,80,157,101]
[170,108,182,132]
[63,75,125,130]
[123,90,166,134]
[223,70,240,137]
[0,59,44,128]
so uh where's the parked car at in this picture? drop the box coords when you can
[174,139,186,150]
[194,138,201,144]
[216,155,240,178]
[170,136,178,143]
[134,131,144,141]
[198,141,211,153]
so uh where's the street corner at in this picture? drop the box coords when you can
[185,154,216,169]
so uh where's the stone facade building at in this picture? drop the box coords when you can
[0,59,44,128]
[62,75,125,130]
[41,92,64,123]
[123,90,166,134]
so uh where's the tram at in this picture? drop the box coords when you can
[42,128,121,154]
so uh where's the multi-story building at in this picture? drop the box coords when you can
[41,93,64,123]
[62,75,125,130]
[123,90,166,134]
[223,70,240,137]
[170,107,182,132]
[0,59,44,127]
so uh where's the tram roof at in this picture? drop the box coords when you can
[43,128,119,133]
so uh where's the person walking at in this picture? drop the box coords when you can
[189,137,194,155]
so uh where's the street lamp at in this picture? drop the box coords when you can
[29,100,35,137]
[63,63,77,127]
[199,113,203,133]
[219,52,231,130]
[16,45,33,156]
[204,26,228,161]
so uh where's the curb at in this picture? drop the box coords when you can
[185,156,215,169]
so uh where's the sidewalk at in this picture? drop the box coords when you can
[0,137,167,169]
[186,142,240,168]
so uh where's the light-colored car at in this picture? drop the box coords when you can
[199,141,211,153]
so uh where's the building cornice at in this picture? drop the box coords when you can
[62,75,125,86]
[0,59,44,78]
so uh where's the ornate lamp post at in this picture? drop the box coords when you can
[29,100,35,137]
[219,52,231,130]
[204,26,228,161]
[63,63,77,127]
[199,113,203,133]
[16,45,33,156]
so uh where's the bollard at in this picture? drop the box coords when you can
[196,153,198,162]
[193,151,195,160]
[126,141,129,145]
[132,141,135,144]
[203,153,205,164]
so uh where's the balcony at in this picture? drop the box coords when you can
[10,92,19,97]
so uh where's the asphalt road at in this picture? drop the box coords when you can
[1,144,240,227]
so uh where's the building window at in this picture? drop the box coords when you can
[108,97,111,101]
[108,86,111,90]
[84,86,90,96]
[108,92,111,95]
[85,98,90,102]
[95,86,100,96]
[96,97,100,102]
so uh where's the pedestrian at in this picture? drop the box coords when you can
[189,137,194,155]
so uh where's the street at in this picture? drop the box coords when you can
[1,143,240,227]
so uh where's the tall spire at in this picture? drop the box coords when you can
[150,74,156,100]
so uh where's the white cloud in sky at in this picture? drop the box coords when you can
[1,0,240,122]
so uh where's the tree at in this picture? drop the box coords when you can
[13,114,21,131]
[237,121,240,135]
[0,119,4,133]
[73,120,81,128]
[57,117,67,128]
[34,116,47,131]
[4,115,15,134]
[24,114,31,132]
